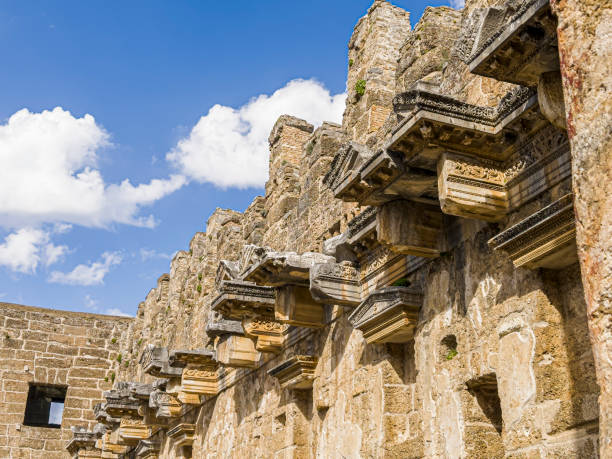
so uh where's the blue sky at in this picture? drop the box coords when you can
[0,0,457,316]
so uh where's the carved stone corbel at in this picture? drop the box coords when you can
[134,439,161,459]
[140,345,183,378]
[167,423,196,448]
[488,194,577,269]
[268,356,318,390]
[349,286,423,344]
[376,200,443,257]
[169,348,220,399]
[438,153,509,222]
[309,261,361,307]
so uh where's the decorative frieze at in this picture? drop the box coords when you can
[488,194,577,269]
[180,367,219,397]
[309,261,361,306]
[140,345,182,378]
[268,355,318,390]
[438,153,509,221]
[349,286,424,344]
[167,423,196,448]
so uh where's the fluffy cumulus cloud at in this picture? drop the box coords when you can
[48,251,122,286]
[0,107,185,230]
[167,79,346,188]
[450,0,465,8]
[0,227,68,273]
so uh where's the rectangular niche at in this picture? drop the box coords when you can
[464,373,504,459]
[23,384,67,428]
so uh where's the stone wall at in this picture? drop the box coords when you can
[0,302,131,458]
[16,1,610,458]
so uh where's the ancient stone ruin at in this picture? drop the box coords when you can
[1,0,610,457]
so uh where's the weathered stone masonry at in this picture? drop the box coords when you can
[1,0,609,457]
[0,303,131,458]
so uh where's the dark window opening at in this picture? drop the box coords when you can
[23,384,67,428]
[466,373,503,434]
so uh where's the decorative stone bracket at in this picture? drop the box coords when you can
[66,427,100,458]
[118,416,153,446]
[349,286,424,344]
[206,313,261,368]
[242,250,335,329]
[134,439,161,459]
[488,193,577,269]
[167,423,196,448]
[309,261,361,307]
[140,345,183,378]
[149,383,183,419]
[212,280,286,353]
[169,349,220,399]
[268,355,318,390]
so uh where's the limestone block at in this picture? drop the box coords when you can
[167,423,196,448]
[268,356,318,390]
[133,439,161,459]
[309,261,361,306]
[275,285,326,328]
[488,194,577,269]
[438,153,508,222]
[349,286,423,344]
[242,316,287,353]
[139,345,182,378]
[118,417,151,445]
[376,200,443,257]
[216,334,261,368]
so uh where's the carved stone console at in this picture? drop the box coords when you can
[212,280,286,352]
[488,194,577,269]
[349,286,424,344]
[376,200,443,257]
[243,250,334,328]
[149,380,183,419]
[167,423,196,448]
[118,416,152,446]
[140,345,182,378]
[207,313,261,368]
[268,356,318,390]
[169,348,220,399]
[66,427,100,458]
[134,439,161,459]
[309,261,361,306]
[468,0,559,88]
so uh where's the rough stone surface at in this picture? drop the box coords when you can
[0,303,131,458]
[1,1,610,458]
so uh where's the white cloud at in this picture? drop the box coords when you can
[48,251,122,286]
[0,107,185,230]
[105,307,132,317]
[0,227,68,273]
[450,0,465,8]
[167,79,346,188]
[84,294,98,311]
[140,248,173,261]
